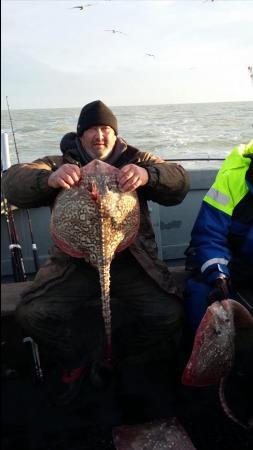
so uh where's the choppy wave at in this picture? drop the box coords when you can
[1,101,252,165]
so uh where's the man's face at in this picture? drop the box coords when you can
[80,125,117,160]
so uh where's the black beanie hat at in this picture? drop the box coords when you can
[76,100,118,136]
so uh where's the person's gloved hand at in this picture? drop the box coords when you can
[208,277,230,303]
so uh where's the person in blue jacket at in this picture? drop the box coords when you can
[185,139,253,331]
[185,139,253,428]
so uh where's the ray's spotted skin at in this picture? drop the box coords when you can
[113,417,196,450]
[50,159,140,352]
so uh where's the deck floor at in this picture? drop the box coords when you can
[1,278,253,449]
[2,360,253,450]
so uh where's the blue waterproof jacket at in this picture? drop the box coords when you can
[188,140,253,287]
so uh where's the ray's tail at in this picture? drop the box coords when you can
[219,375,251,430]
[98,263,113,362]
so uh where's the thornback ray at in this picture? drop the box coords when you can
[50,159,140,359]
[182,299,253,387]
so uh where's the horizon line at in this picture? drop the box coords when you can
[1,99,253,112]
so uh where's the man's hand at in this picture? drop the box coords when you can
[48,164,81,189]
[208,277,230,303]
[117,164,149,192]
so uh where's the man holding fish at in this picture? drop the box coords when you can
[3,100,189,406]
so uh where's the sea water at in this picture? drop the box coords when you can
[1,101,252,165]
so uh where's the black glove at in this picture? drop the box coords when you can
[208,277,230,304]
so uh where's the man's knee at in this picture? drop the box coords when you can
[15,299,41,332]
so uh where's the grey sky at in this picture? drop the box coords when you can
[2,0,253,109]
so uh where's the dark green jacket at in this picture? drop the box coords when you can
[3,137,189,298]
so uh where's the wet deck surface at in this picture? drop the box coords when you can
[2,360,253,450]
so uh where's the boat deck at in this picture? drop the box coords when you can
[3,361,252,450]
[2,272,253,450]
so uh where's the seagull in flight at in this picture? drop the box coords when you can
[70,5,84,9]
[248,66,253,82]
[104,29,127,35]
[70,4,95,10]
[145,53,156,59]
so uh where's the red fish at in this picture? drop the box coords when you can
[182,299,253,387]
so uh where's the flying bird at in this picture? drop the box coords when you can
[248,66,253,83]
[104,29,127,35]
[145,53,156,59]
[70,4,95,10]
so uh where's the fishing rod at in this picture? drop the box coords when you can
[1,157,27,282]
[23,337,44,384]
[5,96,40,272]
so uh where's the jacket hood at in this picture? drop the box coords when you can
[220,140,253,172]
[60,132,128,166]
